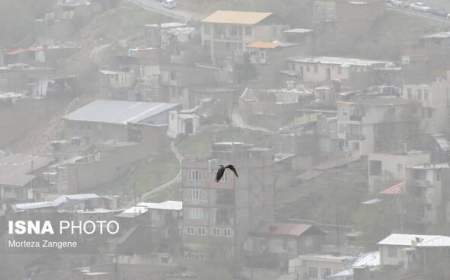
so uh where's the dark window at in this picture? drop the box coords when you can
[369,160,382,176]
[216,208,231,225]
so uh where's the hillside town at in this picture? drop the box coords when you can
[1,0,450,279]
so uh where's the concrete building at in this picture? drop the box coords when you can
[402,71,450,135]
[288,254,354,280]
[368,151,430,193]
[238,87,313,130]
[404,163,450,229]
[116,200,183,255]
[181,142,274,260]
[377,233,450,278]
[244,223,326,268]
[285,56,393,87]
[0,154,54,203]
[63,99,179,146]
[167,110,200,138]
[200,10,286,63]
[336,96,420,156]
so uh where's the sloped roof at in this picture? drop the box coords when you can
[64,99,179,125]
[116,206,149,218]
[254,223,323,237]
[0,154,54,187]
[138,200,182,210]
[202,10,272,25]
[380,181,404,196]
[14,193,101,211]
[353,251,380,268]
[247,41,280,49]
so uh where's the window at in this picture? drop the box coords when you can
[245,26,252,36]
[224,228,233,237]
[426,108,433,118]
[212,227,220,236]
[306,65,310,72]
[313,64,318,73]
[407,88,412,99]
[185,226,195,235]
[308,267,318,279]
[192,189,201,201]
[170,71,176,81]
[424,89,429,100]
[321,268,332,279]
[369,160,382,176]
[230,25,238,36]
[397,164,403,174]
[204,24,211,35]
[198,227,207,236]
[413,170,426,180]
[190,170,201,182]
[216,208,231,225]
[417,89,422,100]
[190,208,204,219]
[387,246,397,258]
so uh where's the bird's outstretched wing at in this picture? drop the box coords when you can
[226,165,238,178]
[216,166,225,182]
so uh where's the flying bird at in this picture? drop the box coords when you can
[215,164,238,182]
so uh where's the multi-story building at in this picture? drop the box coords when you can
[404,163,450,230]
[336,95,420,156]
[285,56,393,87]
[402,71,450,135]
[181,142,274,260]
[200,10,286,63]
[368,151,430,193]
[377,233,450,278]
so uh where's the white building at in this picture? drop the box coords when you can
[286,56,393,84]
[288,254,354,280]
[167,110,200,138]
[378,233,450,267]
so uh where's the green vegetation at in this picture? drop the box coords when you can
[277,160,368,226]
[134,151,179,195]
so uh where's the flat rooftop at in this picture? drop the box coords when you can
[288,56,392,67]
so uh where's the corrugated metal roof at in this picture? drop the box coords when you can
[64,99,179,125]
[380,181,404,196]
[202,10,272,25]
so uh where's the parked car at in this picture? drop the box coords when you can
[162,0,176,9]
